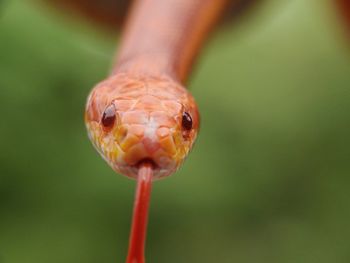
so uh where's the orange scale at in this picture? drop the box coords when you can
[149,90,174,100]
[114,100,136,111]
[114,125,128,141]
[120,133,141,151]
[126,89,145,97]
[122,111,148,124]
[123,143,148,165]
[134,103,161,111]
[128,125,145,137]
[160,94,178,101]
[159,135,176,156]
[86,101,99,122]
[139,95,161,105]
[156,127,170,138]
[123,82,144,90]
[162,100,182,115]
[110,150,119,162]
[152,149,172,164]
[150,112,176,127]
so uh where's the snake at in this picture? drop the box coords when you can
[85,0,228,179]
[84,0,228,261]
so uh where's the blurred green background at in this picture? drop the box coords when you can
[1,0,350,262]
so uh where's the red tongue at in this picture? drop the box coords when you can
[126,162,153,263]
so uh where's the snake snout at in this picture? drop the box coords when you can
[120,123,178,172]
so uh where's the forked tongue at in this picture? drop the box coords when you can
[126,162,154,263]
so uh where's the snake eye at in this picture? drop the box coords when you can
[101,104,116,130]
[182,112,193,131]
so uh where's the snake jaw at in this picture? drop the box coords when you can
[85,74,199,179]
[86,121,185,179]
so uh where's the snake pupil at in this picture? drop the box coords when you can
[102,104,116,129]
[182,112,193,131]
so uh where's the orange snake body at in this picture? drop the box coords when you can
[85,0,228,179]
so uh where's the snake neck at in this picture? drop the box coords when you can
[111,0,229,84]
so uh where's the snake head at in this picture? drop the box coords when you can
[85,74,199,179]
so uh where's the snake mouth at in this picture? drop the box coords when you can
[131,156,176,179]
[136,158,158,170]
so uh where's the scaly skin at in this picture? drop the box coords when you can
[84,0,228,180]
[85,73,199,179]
